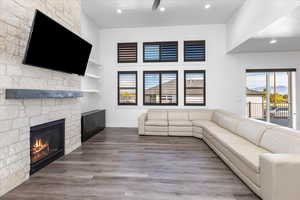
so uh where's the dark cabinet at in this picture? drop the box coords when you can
[81,110,105,142]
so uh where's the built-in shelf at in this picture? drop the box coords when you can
[88,59,102,67]
[81,89,99,93]
[5,89,83,99]
[85,73,100,79]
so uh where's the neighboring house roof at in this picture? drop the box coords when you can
[145,79,204,95]
[145,79,176,95]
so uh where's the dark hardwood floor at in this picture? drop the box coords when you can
[2,128,260,200]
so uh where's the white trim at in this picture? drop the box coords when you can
[85,73,100,79]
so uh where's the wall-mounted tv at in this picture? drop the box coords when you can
[23,10,92,76]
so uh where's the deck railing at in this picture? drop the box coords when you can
[246,102,290,119]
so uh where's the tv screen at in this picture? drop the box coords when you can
[23,10,92,76]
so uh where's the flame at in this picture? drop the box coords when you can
[32,138,49,154]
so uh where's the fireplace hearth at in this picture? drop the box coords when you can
[30,119,65,175]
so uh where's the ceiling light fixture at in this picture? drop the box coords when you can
[117,9,122,14]
[269,39,277,44]
[204,4,211,9]
[160,7,166,12]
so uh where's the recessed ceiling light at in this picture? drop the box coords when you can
[204,4,211,9]
[269,39,277,44]
[160,7,166,12]
[117,9,122,14]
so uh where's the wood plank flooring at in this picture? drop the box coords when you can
[2,128,260,200]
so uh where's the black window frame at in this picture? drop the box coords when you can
[184,70,206,106]
[118,71,138,105]
[143,41,178,63]
[246,68,296,73]
[143,71,178,106]
[118,42,138,63]
[184,40,206,62]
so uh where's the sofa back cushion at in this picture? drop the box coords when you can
[212,110,240,133]
[148,110,168,120]
[259,127,300,153]
[168,110,189,121]
[235,119,275,145]
[188,110,214,121]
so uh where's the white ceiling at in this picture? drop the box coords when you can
[255,6,300,39]
[231,6,300,53]
[230,37,300,53]
[82,0,246,28]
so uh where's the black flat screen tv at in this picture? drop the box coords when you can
[23,10,92,76]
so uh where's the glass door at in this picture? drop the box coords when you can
[246,69,296,128]
[246,72,267,121]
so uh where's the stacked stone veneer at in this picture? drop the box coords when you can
[0,0,82,196]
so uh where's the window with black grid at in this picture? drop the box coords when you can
[118,43,138,63]
[143,71,178,105]
[143,42,178,62]
[184,41,206,62]
[118,71,137,105]
[184,70,206,106]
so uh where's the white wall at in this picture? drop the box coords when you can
[227,0,299,52]
[98,25,300,128]
[81,12,100,62]
[80,11,101,113]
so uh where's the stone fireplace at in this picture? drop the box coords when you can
[0,96,82,196]
[0,0,82,196]
[30,119,65,175]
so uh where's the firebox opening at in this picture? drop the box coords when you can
[30,119,65,175]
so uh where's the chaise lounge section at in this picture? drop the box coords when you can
[138,109,300,200]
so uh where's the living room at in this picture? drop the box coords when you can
[1,0,300,199]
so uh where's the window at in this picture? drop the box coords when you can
[144,71,178,105]
[184,40,206,62]
[118,43,138,63]
[118,71,137,105]
[246,68,296,128]
[143,42,178,62]
[184,70,206,106]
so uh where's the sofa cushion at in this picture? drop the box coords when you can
[225,139,268,174]
[148,110,168,120]
[169,126,193,132]
[188,110,214,121]
[192,120,219,130]
[193,126,203,133]
[204,133,262,187]
[212,111,240,133]
[203,125,269,173]
[168,110,189,121]
[212,110,230,123]
[169,132,193,136]
[169,120,192,126]
[235,119,275,145]
[145,120,168,126]
[145,126,168,132]
[260,127,300,153]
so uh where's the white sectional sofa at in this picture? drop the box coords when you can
[138,109,300,200]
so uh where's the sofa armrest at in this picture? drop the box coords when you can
[261,154,300,200]
[138,113,147,135]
